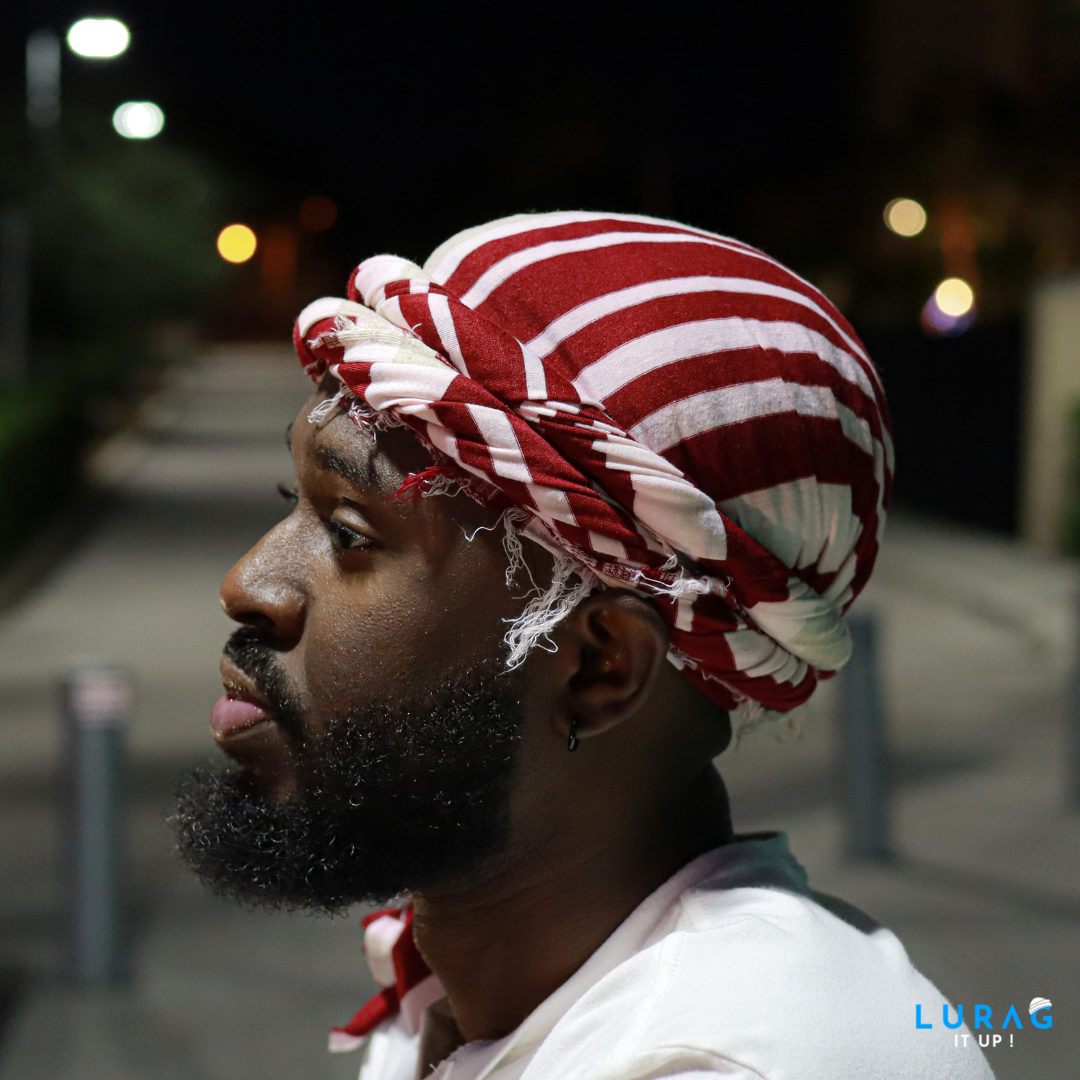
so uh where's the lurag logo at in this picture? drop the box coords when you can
[915,997,1053,1049]
[1029,997,1052,1019]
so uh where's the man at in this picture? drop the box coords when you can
[175,212,992,1079]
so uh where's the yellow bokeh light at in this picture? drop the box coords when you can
[934,277,975,317]
[884,198,927,237]
[217,224,257,264]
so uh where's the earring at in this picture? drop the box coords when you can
[567,717,579,752]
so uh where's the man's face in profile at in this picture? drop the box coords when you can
[173,391,546,911]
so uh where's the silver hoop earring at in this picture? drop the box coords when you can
[567,717,579,752]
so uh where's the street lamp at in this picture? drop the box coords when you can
[3,18,133,389]
[113,102,165,140]
[67,18,130,59]
[26,18,132,133]
[883,198,927,238]
[217,225,258,264]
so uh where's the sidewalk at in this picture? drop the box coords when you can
[2,344,1079,1079]
[0,345,375,1080]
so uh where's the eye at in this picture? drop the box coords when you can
[277,483,299,504]
[328,513,374,552]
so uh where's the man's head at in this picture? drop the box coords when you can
[175,211,890,912]
[176,398,729,910]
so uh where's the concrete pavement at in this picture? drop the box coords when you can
[0,345,374,1080]
[1,343,1079,1079]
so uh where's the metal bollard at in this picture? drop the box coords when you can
[836,613,892,861]
[61,665,130,985]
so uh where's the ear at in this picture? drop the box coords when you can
[546,590,669,746]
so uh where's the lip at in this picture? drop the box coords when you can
[213,655,276,740]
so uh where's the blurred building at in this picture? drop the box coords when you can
[790,0,1080,543]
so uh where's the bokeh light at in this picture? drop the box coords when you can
[217,224,257,264]
[67,18,130,58]
[922,278,977,336]
[884,198,927,237]
[934,277,975,316]
[299,196,337,231]
[112,102,165,139]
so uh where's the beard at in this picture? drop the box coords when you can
[172,634,526,914]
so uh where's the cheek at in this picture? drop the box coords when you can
[293,540,519,716]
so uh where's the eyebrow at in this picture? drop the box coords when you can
[285,422,293,451]
[314,444,381,492]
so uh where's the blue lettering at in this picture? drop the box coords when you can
[974,1005,993,1030]
[943,1003,964,1029]
[916,1004,933,1029]
[1031,1007,1053,1030]
[1001,1005,1023,1030]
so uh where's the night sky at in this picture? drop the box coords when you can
[11,3,1022,533]
[2,1,858,265]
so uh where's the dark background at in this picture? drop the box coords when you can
[4,0,1079,533]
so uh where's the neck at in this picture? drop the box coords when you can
[410,765,732,1043]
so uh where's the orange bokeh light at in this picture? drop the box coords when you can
[299,196,337,231]
[217,224,257,263]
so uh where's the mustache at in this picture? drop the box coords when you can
[223,629,304,741]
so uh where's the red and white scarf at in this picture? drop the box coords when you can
[294,212,892,728]
[329,905,441,1052]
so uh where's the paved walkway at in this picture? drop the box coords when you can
[0,346,372,1080]
[1,345,1078,1078]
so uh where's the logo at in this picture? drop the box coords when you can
[915,997,1053,1049]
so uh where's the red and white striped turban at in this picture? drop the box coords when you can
[293,212,893,725]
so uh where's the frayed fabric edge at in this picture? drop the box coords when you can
[500,513,601,669]
[306,383,406,438]
[307,387,349,425]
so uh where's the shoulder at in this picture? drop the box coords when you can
[523,886,993,1080]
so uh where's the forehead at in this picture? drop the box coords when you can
[292,397,433,496]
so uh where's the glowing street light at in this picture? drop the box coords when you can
[884,198,927,237]
[67,18,130,59]
[217,225,257,264]
[13,16,133,391]
[922,277,976,336]
[112,101,164,139]
[934,277,975,317]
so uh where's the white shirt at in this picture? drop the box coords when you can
[358,835,994,1080]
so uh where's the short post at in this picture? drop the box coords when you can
[836,613,892,861]
[1067,590,1080,809]
[61,666,130,985]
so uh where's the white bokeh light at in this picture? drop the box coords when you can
[112,101,165,139]
[67,18,130,59]
[934,277,975,317]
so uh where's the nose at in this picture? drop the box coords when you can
[220,520,307,646]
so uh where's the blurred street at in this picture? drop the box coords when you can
[1,344,1078,1080]
[0,346,374,1080]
